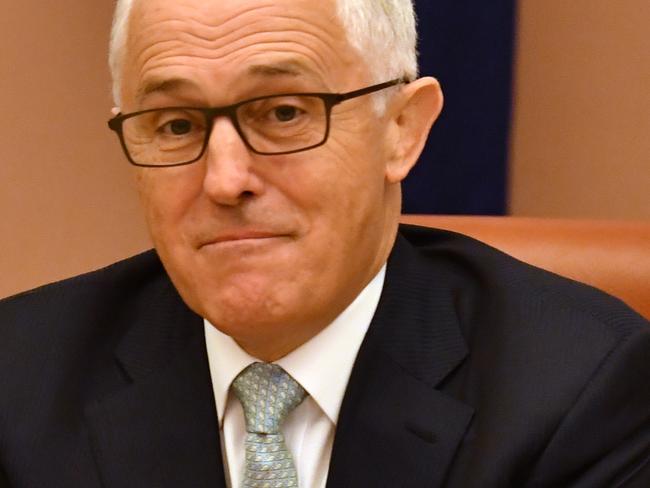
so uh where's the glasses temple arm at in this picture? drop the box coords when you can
[336,77,411,102]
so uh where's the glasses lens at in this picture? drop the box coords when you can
[121,108,206,166]
[237,95,328,154]
[118,96,329,165]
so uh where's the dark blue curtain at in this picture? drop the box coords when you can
[402,1,516,215]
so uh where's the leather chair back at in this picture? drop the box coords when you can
[401,215,650,320]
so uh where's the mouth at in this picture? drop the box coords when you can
[198,231,291,249]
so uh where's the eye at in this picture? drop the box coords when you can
[273,105,299,122]
[164,119,193,135]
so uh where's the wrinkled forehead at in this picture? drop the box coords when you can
[121,0,366,104]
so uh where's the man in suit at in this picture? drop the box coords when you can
[1,0,649,487]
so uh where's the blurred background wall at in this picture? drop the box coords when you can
[1,2,150,299]
[1,0,649,298]
[510,1,650,219]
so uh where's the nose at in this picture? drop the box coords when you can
[201,117,264,206]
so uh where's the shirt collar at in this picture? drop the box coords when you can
[204,265,386,427]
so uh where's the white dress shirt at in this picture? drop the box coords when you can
[204,265,386,488]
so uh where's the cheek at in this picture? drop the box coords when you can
[326,111,389,183]
[312,134,387,217]
[283,146,387,268]
[135,169,200,244]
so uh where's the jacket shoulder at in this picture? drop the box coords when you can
[398,223,648,335]
[396,223,648,383]
[397,224,650,486]
[0,250,174,382]
[1,249,164,308]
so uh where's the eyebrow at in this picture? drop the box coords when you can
[246,61,306,78]
[135,78,195,105]
[135,61,320,104]
[246,60,327,91]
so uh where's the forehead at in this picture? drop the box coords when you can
[122,0,366,104]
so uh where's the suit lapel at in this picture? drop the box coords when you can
[85,273,227,488]
[327,232,474,487]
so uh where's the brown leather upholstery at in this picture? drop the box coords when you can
[401,215,650,320]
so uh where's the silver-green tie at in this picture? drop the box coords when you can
[231,362,307,488]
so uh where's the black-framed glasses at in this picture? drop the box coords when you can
[107,78,409,167]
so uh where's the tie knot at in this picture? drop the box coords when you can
[232,363,307,434]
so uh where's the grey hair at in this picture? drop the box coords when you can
[108,0,418,107]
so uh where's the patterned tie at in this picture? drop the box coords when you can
[231,362,307,488]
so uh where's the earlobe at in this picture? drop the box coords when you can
[385,77,444,183]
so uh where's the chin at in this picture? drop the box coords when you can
[189,270,304,326]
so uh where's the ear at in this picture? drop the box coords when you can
[384,77,443,183]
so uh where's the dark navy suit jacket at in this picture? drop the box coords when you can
[1,225,649,487]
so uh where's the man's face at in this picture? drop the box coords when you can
[121,0,404,358]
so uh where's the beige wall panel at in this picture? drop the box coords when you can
[0,2,150,299]
[510,0,650,219]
